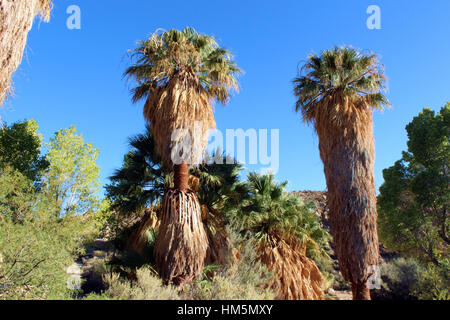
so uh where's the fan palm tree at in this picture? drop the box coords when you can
[124,29,240,284]
[107,126,245,266]
[293,46,390,299]
[0,0,52,105]
[190,154,246,265]
[106,124,168,215]
[232,173,330,300]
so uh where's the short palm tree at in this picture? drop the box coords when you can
[233,173,330,300]
[0,0,52,105]
[124,27,240,284]
[190,154,246,265]
[106,125,168,215]
[107,127,245,266]
[293,47,390,299]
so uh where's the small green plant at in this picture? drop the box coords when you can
[412,261,450,300]
[90,267,180,300]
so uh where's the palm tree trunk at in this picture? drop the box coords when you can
[316,110,379,300]
[174,162,189,190]
[352,282,371,300]
[154,162,207,285]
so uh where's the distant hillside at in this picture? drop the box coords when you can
[291,191,330,229]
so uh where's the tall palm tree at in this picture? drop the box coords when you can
[293,47,390,299]
[124,27,240,284]
[232,173,330,300]
[0,0,52,105]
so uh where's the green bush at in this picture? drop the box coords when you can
[87,227,275,300]
[371,258,421,300]
[87,267,180,300]
[0,215,99,299]
[412,261,450,300]
[184,229,275,300]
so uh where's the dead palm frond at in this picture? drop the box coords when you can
[231,173,330,299]
[0,0,52,105]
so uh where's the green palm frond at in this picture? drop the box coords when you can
[293,46,390,125]
[124,27,241,105]
[231,173,331,258]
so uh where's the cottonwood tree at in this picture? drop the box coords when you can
[41,126,101,217]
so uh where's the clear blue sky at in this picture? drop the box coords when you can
[2,0,449,194]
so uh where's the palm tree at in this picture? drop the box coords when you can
[124,28,240,284]
[107,126,245,266]
[0,0,52,105]
[106,124,168,215]
[293,47,390,299]
[190,154,246,265]
[232,173,330,300]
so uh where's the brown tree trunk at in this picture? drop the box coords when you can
[316,108,379,300]
[352,282,371,300]
[173,162,189,191]
[154,162,207,285]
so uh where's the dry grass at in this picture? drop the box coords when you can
[100,267,181,300]
[0,0,52,105]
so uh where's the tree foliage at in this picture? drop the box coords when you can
[42,126,101,217]
[378,103,449,267]
[106,126,244,217]
[0,120,48,182]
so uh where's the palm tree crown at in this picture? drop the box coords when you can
[124,27,241,168]
[234,173,330,257]
[293,46,390,128]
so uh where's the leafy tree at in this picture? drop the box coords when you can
[0,166,35,223]
[41,126,101,217]
[106,126,245,219]
[106,126,245,266]
[0,120,48,182]
[292,47,390,299]
[378,103,449,266]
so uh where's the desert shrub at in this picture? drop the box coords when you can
[183,228,275,300]
[89,228,275,300]
[313,252,345,292]
[87,267,180,300]
[412,261,450,300]
[0,215,100,299]
[371,257,421,300]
